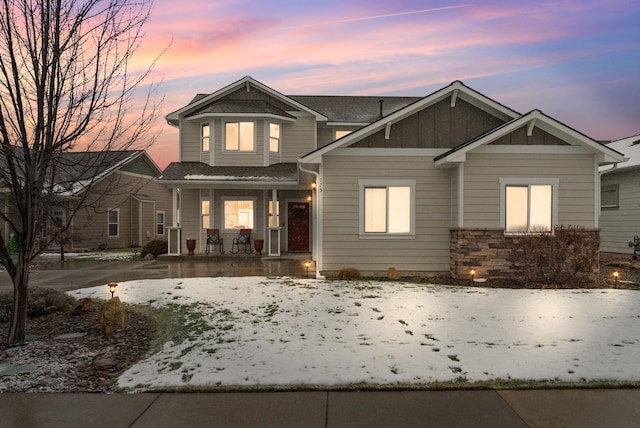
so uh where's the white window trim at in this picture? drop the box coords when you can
[499,177,559,234]
[156,211,165,236]
[223,120,256,153]
[201,198,211,230]
[269,122,281,154]
[107,208,119,238]
[221,197,257,230]
[201,123,210,153]
[358,179,416,239]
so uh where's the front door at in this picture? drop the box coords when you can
[287,202,310,252]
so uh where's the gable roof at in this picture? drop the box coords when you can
[166,76,328,126]
[600,134,640,174]
[434,110,625,167]
[300,81,521,164]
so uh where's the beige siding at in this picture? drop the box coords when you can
[600,170,640,254]
[180,119,202,162]
[281,114,317,162]
[463,153,596,228]
[71,171,172,250]
[321,155,451,274]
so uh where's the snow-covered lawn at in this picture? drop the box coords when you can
[70,277,640,391]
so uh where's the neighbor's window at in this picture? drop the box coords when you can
[224,200,255,229]
[201,123,210,152]
[201,200,210,229]
[601,184,619,209]
[335,130,352,139]
[108,209,119,237]
[269,123,280,153]
[225,121,254,151]
[156,211,165,236]
[359,180,415,236]
[501,179,557,233]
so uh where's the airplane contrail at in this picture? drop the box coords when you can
[279,5,470,30]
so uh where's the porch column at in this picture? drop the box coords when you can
[172,188,180,227]
[457,163,464,228]
[268,189,281,256]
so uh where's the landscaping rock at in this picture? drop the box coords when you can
[98,297,128,335]
[387,267,402,280]
[71,297,94,315]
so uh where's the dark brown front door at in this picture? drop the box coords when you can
[287,202,310,252]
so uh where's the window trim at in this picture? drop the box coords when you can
[358,179,416,239]
[201,123,210,153]
[156,211,165,236]
[269,123,280,153]
[201,199,211,230]
[601,183,619,209]
[500,177,559,234]
[107,208,119,238]
[222,197,256,230]
[223,120,256,153]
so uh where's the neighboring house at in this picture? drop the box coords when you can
[1,150,172,251]
[161,76,624,279]
[599,134,640,255]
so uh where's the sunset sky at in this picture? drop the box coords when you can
[138,0,640,169]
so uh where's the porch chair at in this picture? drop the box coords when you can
[231,228,253,254]
[206,229,224,254]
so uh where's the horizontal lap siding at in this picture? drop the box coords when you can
[600,171,640,254]
[282,115,316,162]
[463,153,596,228]
[322,155,451,273]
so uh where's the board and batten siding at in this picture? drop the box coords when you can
[462,153,597,228]
[600,170,640,254]
[321,154,451,274]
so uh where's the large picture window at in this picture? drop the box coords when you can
[225,121,254,152]
[359,180,415,237]
[500,178,558,233]
[108,209,119,237]
[223,199,255,229]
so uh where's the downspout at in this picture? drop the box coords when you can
[298,160,324,279]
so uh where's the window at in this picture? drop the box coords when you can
[201,123,210,152]
[268,200,280,227]
[223,200,255,229]
[335,130,352,139]
[601,184,619,209]
[156,211,165,236]
[501,178,558,233]
[269,123,280,153]
[201,200,210,229]
[359,180,415,236]
[225,121,254,151]
[108,209,119,237]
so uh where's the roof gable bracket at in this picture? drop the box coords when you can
[246,81,251,92]
[450,89,459,108]
[527,118,537,137]
[385,122,392,140]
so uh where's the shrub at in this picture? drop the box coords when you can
[0,287,75,322]
[141,239,168,258]
[510,225,599,287]
[336,267,362,281]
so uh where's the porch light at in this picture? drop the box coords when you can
[108,282,118,298]
[307,195,312,202]
[311,181,317,189]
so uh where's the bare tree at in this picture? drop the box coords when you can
[0,0,161,345]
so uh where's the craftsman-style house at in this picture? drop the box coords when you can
[160,76,624,279]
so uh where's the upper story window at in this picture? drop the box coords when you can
[201,123,210,152]
[225,121,254,152]
[335,130,352,139]
[500,178,558,234]
[269,123,280,153]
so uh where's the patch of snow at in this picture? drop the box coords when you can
[70,277,640,391]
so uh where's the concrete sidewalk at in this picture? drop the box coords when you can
[1,389,640,428]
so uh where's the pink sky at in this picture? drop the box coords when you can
[133,0,640,169]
